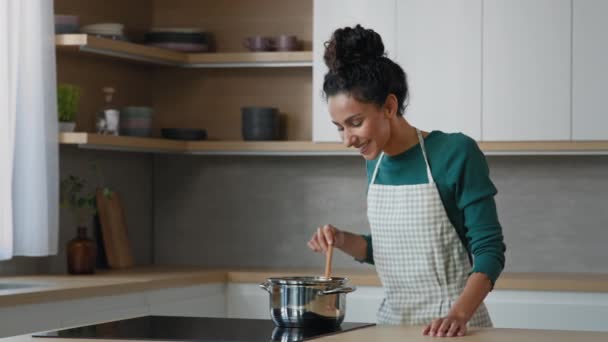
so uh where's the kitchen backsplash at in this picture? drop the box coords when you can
[27,146,152,274]
[3,150,606,275]
[153,154,608,273]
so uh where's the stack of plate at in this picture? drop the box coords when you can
[81,23,127,41]
[144,28,210,52]
[119,106,153,137]
[55,15,79,34]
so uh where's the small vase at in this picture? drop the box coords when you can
[59,121,76,132]
[67,226,96,274]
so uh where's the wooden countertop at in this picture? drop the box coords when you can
[3,324,608,342]
[2,266,608,308]
[227,268,608,292]
[321,325,608,342]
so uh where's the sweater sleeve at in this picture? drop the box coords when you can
[453,136,506,287]
[356,234,375,265]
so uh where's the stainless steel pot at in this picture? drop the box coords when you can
[259,276,356,328]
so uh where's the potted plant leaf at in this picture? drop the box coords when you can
[57,83,81,132]
[60,172,113,274]
[60,175,96,226]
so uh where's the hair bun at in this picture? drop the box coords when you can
[324,24,385,71]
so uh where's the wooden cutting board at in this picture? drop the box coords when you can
[96,189,134,269]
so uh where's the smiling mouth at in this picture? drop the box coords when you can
[357,142,369,154]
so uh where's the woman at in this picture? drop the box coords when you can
[307,25,506,338]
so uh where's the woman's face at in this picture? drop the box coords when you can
[328,93,391,160]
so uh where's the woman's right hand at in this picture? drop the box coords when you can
[307,224,344,253]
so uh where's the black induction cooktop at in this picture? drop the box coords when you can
[33,316,375,342]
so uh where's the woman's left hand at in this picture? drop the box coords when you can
[422,315,467,337]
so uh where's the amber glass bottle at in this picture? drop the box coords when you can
[67,226,96,274]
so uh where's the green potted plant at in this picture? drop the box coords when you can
[60,175,96,226]
[57,83,81,132]
[60,168,114,228]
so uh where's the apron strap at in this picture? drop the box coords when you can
[370,129,434,185]
[370,152,384,185]
[417,128,435,184]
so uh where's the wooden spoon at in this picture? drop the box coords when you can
[324,245,334,279]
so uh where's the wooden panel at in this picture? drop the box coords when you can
[58,134,352,153]
[186,51,312,65]
[56,34,185,65]
[56,52,154,133]
[482,0,571,141]
[59,133,608,154]
[151,67,312,140]
[56,34,312,66]
[572,0,608,140]
[59,133,187,152]
[153,0,312,52]
[396,0,482,140]
[54,0,153,41]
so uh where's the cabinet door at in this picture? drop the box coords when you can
[396,0,482,140]
[313,0,397,142]
[147,284,226,318]
[573,0,608,140]
[482,0,571,141]
[226,283,268,319]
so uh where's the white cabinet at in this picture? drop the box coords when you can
[485,290,608,332]
[482,0,571,141]
[342,286,383,323]
[227,283,268,319]
[313,0,397,142]
[0,302,64,338]
[313,0,608,141]
[572,0,608,140]
[227,282,608,331]
[6,282,608,337]
[0,292,149,338]
[58,293,149,329]
[313,0,608,144]
[228,282,608,331]
[0,284,226,338]
[147,283,226,318]
[396,0,482,140]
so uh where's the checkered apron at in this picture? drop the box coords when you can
[367,129,493,327]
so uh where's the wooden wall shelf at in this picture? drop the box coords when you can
[59,133,608,156]
[56,34,313,68]
[59,133,354,156]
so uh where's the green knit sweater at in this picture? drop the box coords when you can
[361,131,506,285]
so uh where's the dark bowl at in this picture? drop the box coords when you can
[161,128,207,141]
[144,32,209,44]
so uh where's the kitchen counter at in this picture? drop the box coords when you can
[2,266,608,308]
[0,267,226,308]
[2,324,608,342]
[322,325,608,342]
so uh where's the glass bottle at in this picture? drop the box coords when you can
[96,87,120,135]
[67,226,97,274]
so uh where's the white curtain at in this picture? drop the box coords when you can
[0,0,59,260]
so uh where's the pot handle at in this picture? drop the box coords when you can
[259,281,271,293]
[319,285,356,295]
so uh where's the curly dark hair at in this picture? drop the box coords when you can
[323,24,408,115]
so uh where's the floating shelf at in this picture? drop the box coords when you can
[59,133,608,156]
[59,133,355,156]
[55,34,313,68]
